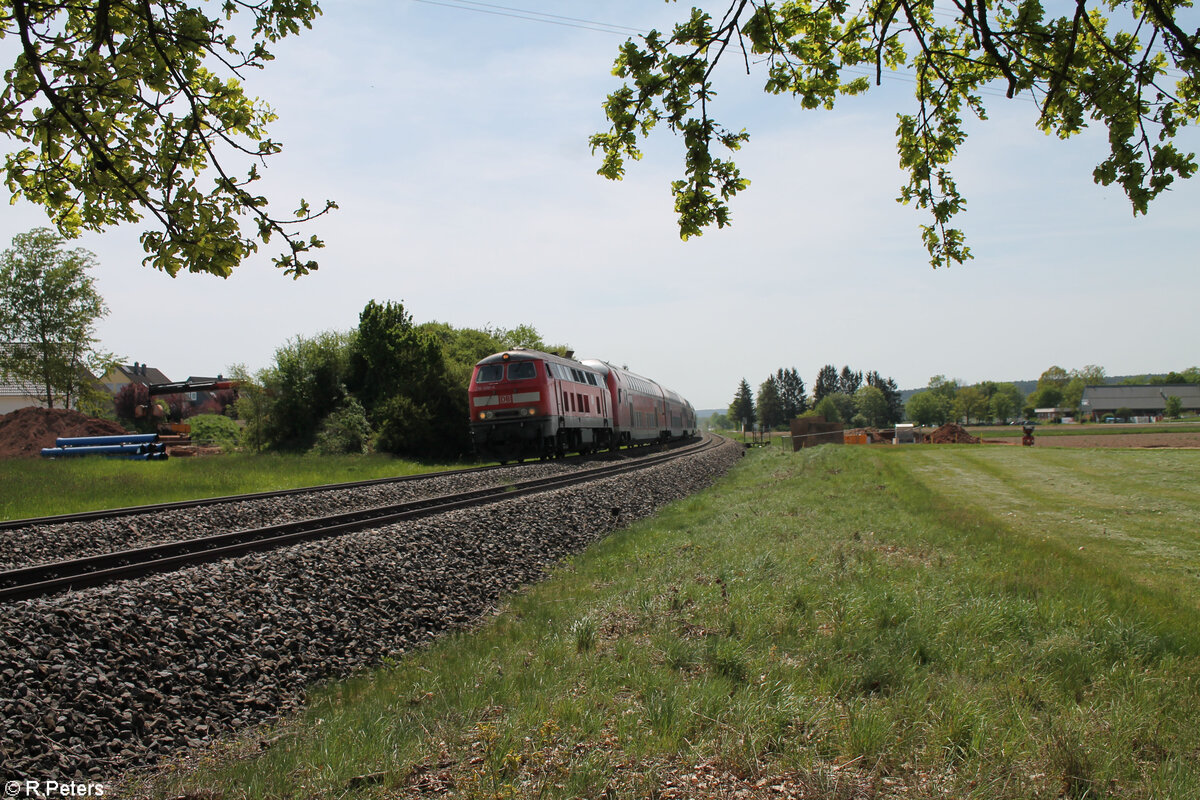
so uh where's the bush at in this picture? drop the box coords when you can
[311,398,373,455]
[188,414,243,450]
[373,395,437,457]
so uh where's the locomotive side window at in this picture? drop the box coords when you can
[508,361,536,380]
[476,364,503,383]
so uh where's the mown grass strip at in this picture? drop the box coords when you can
[0,454,460,521]
[135,446,1200,799]
[974,422,1200,438]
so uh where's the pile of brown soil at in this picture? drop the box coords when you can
[0,407,129,458]
[927,423,980,444]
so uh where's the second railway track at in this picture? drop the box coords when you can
[1,436,719,602]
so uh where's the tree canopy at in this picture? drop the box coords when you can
[0,0,333,278]
[592,1,1200,267]
[0,227,110,408]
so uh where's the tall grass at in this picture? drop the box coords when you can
[0,454,461,521]
[132,445,1200,799]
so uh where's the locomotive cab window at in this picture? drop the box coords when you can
[507,361,537,381]
[476,364,503,383]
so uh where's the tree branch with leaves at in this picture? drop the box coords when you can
[1,0,335,278]
[592,0,1199,268]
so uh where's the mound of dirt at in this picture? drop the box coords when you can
[927,423,980,444]
[0,407,129,458]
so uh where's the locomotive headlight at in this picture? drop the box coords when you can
[527,407,537,416]
[478,411,487,420]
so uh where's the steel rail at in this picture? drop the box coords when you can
[0,439,693,531]
[0,463,507,532]
[0,436,717,602]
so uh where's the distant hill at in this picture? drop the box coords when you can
[898,375,1164,404]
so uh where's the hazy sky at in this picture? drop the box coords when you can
[3,1,1197,409]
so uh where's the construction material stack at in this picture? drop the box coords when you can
[40,433,168,460]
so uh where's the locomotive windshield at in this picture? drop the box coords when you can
[476,364,504,383]
[507,361,537,380]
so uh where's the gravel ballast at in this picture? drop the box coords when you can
[0,461,581,571]
[0,438,742,781]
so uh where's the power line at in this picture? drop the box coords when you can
[412,0,1190,100]
[408,0,646,37]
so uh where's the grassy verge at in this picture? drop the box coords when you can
[0,454,464,521]
[137,446,1200,799]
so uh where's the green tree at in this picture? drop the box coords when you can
[825,392,857,425]
[906,390,951,426]
[229,364,270,454]
[776,367,807,419]
[350,300,467,458]
[706,411,731,431]
[0,1,333,278]
[1164,395,1184,418]
[928,375,960,402]
[484,324,570,357]
[756,375,785,429]
[954,385,988,424]
[312,397,373,455]
[1071,365,1108,385]
[592,2,1199,267]
[814,365,839,403]
[0,228,111,408]
[419,322,504,389]
[1026,384,1064,410]
[1038,366,1071,389]
[989,384,1022,424]
[866,371,903,426]
[813,395,841,424]
[854,385,888,427]
[1062,376,1087,415]
[260,331,353,451]
[729,378,755,429]
[839,366,863,396]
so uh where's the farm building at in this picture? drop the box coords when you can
[1080,384,1200,420]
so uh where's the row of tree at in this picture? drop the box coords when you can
[0,228,563,459]
[231,307,561,459]
[715,362,1200,432]
[717,365,905,431]
[904,376,1027,426]
[906,365,1200,426]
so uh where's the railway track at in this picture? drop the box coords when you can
[0,436,717,602]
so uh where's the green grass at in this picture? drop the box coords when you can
[133,445,1200,799]
[972,422,1200,438]
[0,454,464,521]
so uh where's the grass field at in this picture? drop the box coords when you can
[131,443,1200,799]
[970,422,1200,439]
[0,454,462,521]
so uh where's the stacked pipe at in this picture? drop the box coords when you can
[40,433,169,460]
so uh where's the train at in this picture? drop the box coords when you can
[468,348,697,462]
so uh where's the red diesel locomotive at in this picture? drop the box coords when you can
[468,349,697,462]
